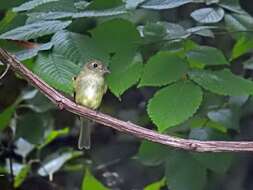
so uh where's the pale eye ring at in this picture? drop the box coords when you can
[93,63,98,68]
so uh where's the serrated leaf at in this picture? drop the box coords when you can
[186,46,229,67]
[107,53,143,97]
[33,53,80,94]
[148,81,203,131]
[52,30,109,65]
[191,7,225,23]
[82,169,109,190]
[72,5,127,18]
[139,51,188,87]
[13,0,60,12]
[189,69,253,96]
[91,19,141,54]
[141,0,193,10]
[0,20,71,40]
[166,151,207,190]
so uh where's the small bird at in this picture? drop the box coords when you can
[73,60,110,149]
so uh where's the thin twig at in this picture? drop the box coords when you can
[1,48,253,153]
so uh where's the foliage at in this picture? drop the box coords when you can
[0,0,253,189]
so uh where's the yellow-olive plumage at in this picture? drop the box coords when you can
[73,60,110,149]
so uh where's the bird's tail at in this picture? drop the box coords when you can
[78,117,91,150]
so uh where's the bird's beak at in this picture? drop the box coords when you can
[104,67,111,74]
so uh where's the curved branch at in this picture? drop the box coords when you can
[1,48,253,152]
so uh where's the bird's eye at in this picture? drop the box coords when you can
[93,63,98,68]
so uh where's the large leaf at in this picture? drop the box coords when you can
[139,51,188,87]
[33,53,80,94]
[72,5,127,18]
[52,30,109,65]
[147,81,203,131]
[189,69,253,96]
[91,19,141,54]
[186,46,229,67]
[82,170,109,190]
[166,151,207,190]
[13,0,60,12]
[141,0,193,10]
[0,20,71,40]
[191,7,225,23]
[107,53,143,97]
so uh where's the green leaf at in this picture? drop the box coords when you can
[52,31,109,65]
[137,141,169,166]
[72,5,127,18]
[231,36,253,60]
[191,7,225,23]
[166,151,207,190]
[148,81,203,131]
[0,20,72,40]
[82,169,109,190]
[14,164,31,188]
[191,152,233,174]
[144,178,165,190]
[107,53,143,97]
[186,46,229,67]
[141,0,193,10]
[189,69,253,96]
[91,19,141,54]
[186,26,215,38]
[16,113,46,144]
[33,53,80,94]
[139,51,188,87]
[0,105,16,131]
[13,0,60,12]
[15,42,53,61]
[39,128,69,149]
[0,11,17,33]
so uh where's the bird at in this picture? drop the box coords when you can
[73,60,110,149]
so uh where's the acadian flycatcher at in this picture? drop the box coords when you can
[73,60,110,149]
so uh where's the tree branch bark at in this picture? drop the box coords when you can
[1,48,253,153]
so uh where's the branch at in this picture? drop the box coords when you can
[1,48,253,153]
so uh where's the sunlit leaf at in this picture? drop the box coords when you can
[0,105,16,131]
[141,0,193,10]
[14,164,31,188]
[191,7,225,23]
